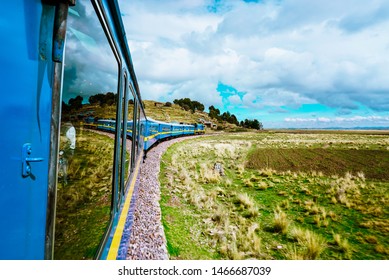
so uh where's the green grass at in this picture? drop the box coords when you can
[159,132,389,260]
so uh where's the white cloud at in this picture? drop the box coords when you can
[285,115,389,128]
[119,0,389,126]
[228,95,242,105]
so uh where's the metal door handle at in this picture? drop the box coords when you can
[26,157,44,163]
[22,143,44,177]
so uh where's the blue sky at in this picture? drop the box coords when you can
[119,0,389,128]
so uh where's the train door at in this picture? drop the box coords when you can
[0,2,57,259]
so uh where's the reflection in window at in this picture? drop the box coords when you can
[118,76,130,203]
[55,2,118,259]
[137,105,141,154]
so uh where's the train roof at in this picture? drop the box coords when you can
[146,118,194,127]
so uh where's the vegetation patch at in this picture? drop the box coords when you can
[55,129,114,259]
[160,132,389,260]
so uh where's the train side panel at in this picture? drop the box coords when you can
[144,120,159,150]
[0,1,55,259]
[171,123,183,137]
[194,123,205,134]
[158,123,172,140]
[126,121,134,139]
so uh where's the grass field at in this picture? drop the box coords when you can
[159,131,389,260]
[55,129,114,259]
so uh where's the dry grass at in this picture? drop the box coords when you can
[332,233,352,258]
[160,132,389,260]
[234,193,259,218]
[273,206,290,234]
[200,163,221,183]
[287,227,327,259]
[303,230,327,259]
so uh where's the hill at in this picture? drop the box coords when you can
[143,100,209,124]
[67,99,240,131]
[143,100,240,131]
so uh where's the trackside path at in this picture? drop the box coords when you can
[126,135,204,260]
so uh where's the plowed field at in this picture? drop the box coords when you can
[247,148,389,181]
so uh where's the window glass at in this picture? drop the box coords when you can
[126,93,135,179]
[120,75,132,196]
[55,2,118,259]
[137,105,141,154]
[130,99,137,171]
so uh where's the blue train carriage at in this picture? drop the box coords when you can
[195,123,206,134]
[126,120,134,139]
[0,0,146,260]
[83,116,98,129]
[156,121,171,140]
[143,119,159,150]
[97,119,116,132]
[171,123,185,137]
[183,123,194,135]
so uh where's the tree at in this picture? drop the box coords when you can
[174,98,205,113]
[252,119,260,130]
[105,92,116,106]
[209,105,221,119]
[230,114,239,126]
[240,118,263,130]
[68,95,83,110]
[88,92,117,106]
[62,101,71,114]
[182,104,190,111]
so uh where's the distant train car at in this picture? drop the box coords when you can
[143,119,160,150]
[95,117,205,152]
[97,119,116,132]
[195,123,205,134]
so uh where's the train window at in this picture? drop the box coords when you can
[55,2,119,259]
[138,108,145,152]
[124,84,136,188]
[130,99,138,170]
[119,73,131,197]
[136,105,141,154]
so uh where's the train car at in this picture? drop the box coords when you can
[157,122,172,140]
[195,123,206,134]
[183,123,195,135]
[125,120,134,139]
[0,0,147,260]
[171,123,184,138]
[143,119,160,150]
[97,119,116,132]
[94,118,202,151]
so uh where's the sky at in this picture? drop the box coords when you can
[118,0,389,129]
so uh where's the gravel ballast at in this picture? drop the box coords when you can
[126,136,201,260]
